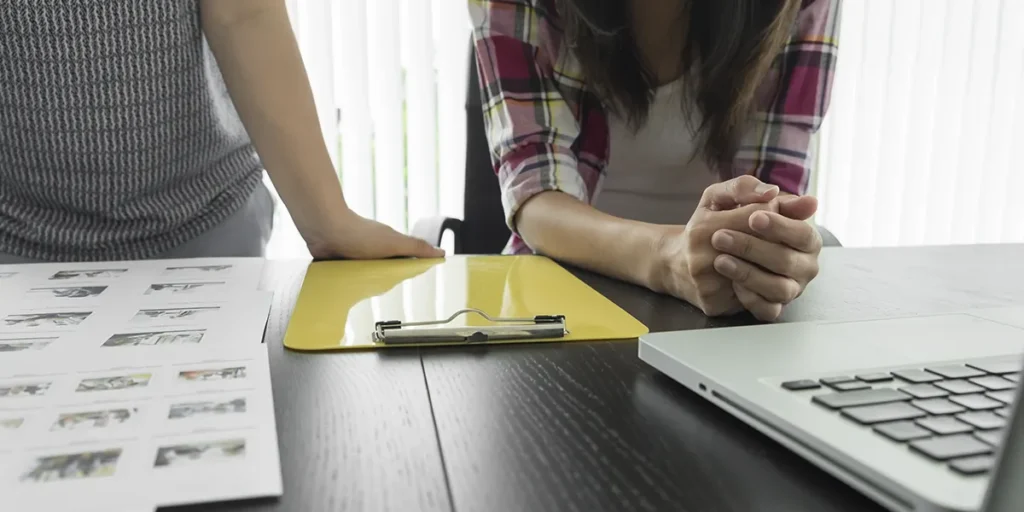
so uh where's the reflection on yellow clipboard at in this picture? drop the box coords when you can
[282,255,648,351]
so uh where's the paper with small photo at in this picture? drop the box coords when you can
[1,439,156,512]
[154,386,259,436]
[169,359,255,392]
[2,258,263,309]
[0,347,279,508]
[126,296,269,330]
[144,258,264,297]
[150,348,281,506]
[0,258,277,509]
[0,370,68,402]
[148,425,281,506]
[0,266,31,300]
[0,408,40,449]
[0,335,59,353]
[29,257,262,288]
[156,258,263,282]
[0,292,272,369]
[92,294,272,357]
[0,308,96,333]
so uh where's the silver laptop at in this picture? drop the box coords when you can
[638,306,1024,512]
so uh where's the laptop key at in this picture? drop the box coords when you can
[973,430,1003,446]
[927,365,985,379]
[967,359,1021,375]
[986,390,1016,404]
[812,388,910,410]
[956,412,1006,430]
[892,369,942,383]
[781,379,821,391]
[911,398,966,415]
[820,376,855,385]
[856,373,893,383]
[949,394,1003,411]
[916,416,974,435]
[842,402,926,425]
[900,384,948,399]
[873,421,931,442]
[832,381,871,392]
[949,455,995,475]
[934,380,985,395]
[995,407,1011,418]
[968,376,1015,391]
[909,434,992,461]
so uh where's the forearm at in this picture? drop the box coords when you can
[516,191,670,290]
[200,1,349,239]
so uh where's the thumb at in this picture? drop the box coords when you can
[700,175,779,211]
[776,195,818,221]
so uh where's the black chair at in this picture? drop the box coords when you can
[411,43,841,252]
[410,43,511,255]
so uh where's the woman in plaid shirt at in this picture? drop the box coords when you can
[470,0,841,321]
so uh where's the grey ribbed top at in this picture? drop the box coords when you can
[0,0,263,261]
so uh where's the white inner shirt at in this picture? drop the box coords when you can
[593,78,719,225]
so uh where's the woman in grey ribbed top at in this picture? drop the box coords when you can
[0,0,441,262]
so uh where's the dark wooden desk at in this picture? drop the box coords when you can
[171,244,1024,512]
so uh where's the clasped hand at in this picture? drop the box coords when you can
[655,176,822,321]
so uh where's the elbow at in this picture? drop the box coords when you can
[512,191,558,250]
[496,151,589,238]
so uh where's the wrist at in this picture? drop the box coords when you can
[297,202,357,247]
[642,224,686,296]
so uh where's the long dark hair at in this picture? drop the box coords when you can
[557,0,800,167]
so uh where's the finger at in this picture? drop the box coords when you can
[699,175,779,211]
[775,195,818,221]
[714,254,803,303]
[749,211,823,253]
[390,232,446,258]
[712,229,815,281]
[408,238,446,258]
[733,282,783,322]
[697,201,780,238]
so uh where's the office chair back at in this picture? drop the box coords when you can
[460,45,512,255]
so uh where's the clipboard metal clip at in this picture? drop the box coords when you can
[373,308,568,345]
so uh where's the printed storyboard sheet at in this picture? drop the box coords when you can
[0,258,281,509]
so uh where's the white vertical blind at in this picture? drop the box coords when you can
[268,0,471,258]
[434,0,470,221]
[335,0,376,220]
[817,0,1024,248]
[367,0,407,232]
[403,0,439,228]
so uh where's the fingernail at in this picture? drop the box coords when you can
[712,231,734,249]
[716,256,737,275]
[755,184,779,196]
[752,212,770,230]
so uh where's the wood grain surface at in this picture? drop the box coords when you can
[168,244,1024,512]
[167,262,451,512]
[421,245,1024,512]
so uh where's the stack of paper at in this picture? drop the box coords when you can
[0,258,282,511]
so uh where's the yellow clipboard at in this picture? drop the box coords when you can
[283,255,649,351]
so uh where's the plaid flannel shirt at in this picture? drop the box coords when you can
[469,0,841,254]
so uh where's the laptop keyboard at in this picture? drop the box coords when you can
[781,357,1019,476]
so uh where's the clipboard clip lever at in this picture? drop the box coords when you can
[373,308,567,345]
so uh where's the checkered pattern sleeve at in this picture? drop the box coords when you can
[468,0,599,241]
[730,0,842,195]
